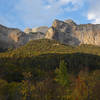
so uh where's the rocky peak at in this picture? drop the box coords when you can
[0,24,7,30]
[24,28,32,34]
[64,19,77,26]
[52,19,66,28]
[24,26,48,34]
[32,26,48,33]
[0,24,46,50]
[1,19,100,49]
[45,19,100,46]
[52,19,76,28]
[0,24,29,49]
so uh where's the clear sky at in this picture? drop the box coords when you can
[0,0,100,30]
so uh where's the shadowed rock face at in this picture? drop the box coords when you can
[45,19,100,46]
[27,32,45,41]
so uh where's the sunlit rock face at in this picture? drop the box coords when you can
[24,28,32,34]
[32,26,48,33]
[24,26,48,42]
[0,24,28,49]
[0,25,46,49]
[1,19,100,50]
[24,26,48,34]
[45,19,100,46]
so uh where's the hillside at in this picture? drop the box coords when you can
[0,39,100,100]
[0,39,100,73]
[1,39,100,57]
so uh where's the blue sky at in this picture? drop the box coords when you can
[0,0,100,30]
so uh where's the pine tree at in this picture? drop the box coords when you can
[55,60,69,87]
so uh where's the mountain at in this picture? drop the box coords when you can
[0,25,46,50]
[0,24,28,49]
[45,19,100,46]
[24,26,49,41]
[0,22,100,100]
[1,19,100,50]
[24,26,48,34]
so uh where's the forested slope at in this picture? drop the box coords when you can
[0,39,100,100]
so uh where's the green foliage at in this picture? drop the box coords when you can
[0,39,99,100]
[55,60,70,87]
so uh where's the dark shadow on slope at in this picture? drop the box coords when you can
[0,53,100,82]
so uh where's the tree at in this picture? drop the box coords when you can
[21,72,35,100]
[72,75,89,100]
[71,70,90,100]
[55,60,70,87]
[55,60,71,100]
[0,79,8,100]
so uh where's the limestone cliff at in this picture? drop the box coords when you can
[0,25,45,49]
[45,19,100,46]
[1,19,100,50]
[24,26,48,34]
[0,24,28,49]
[32,26,48,33]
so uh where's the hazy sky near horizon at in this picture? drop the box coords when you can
[0,0,100,30]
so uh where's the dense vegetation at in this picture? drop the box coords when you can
[0,39,100,100]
